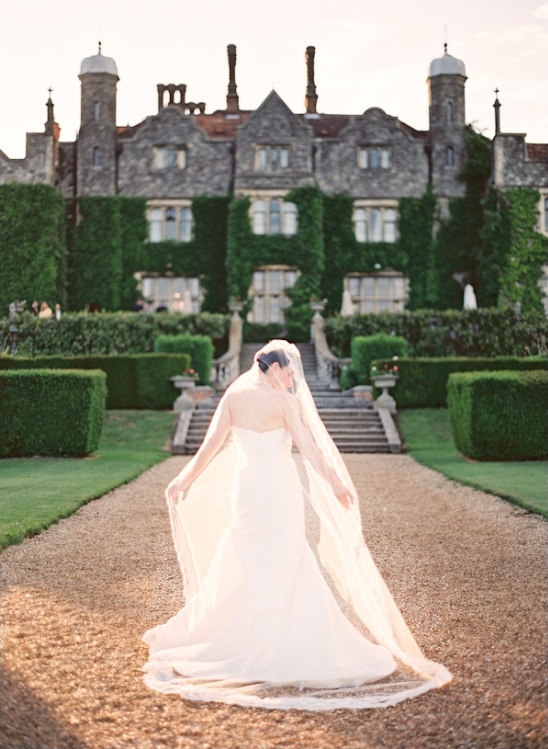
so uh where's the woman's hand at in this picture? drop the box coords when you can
[333,478,353,509]
[166,476,186,504]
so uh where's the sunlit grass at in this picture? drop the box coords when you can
[397,409,547,517]
[0,410,176,548]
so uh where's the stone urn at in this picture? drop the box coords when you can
[170,375,197,412]
[371,374,398,414]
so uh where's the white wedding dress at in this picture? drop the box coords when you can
[143,341,452,710]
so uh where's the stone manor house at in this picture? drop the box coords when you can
[1,44,547,318]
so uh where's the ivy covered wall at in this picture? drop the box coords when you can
[0,184,67,314]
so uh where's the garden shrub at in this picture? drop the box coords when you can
[154,334,214,385]
[0,354,190,409]
[244,322,284,343]
[351,334,409,383]
[447,370,548,461]
[0,311,229,358]
[372,356,548,408]
[324,308,548,359]
[0,369,106,457]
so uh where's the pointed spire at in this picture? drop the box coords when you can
[493,87,501,134]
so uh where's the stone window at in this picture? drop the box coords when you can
[256,146,290,171]
[446,101,453,123]
[353,204,397,243]
[147,203,194,243]
[358,146,391,170]
[94,101,101,122]
[251,198,298,236]
[247,265,299,324]
[446,145,455,167]
[153,146,186,170]
[346,270,408,313]
[92,146,101,166]
[140,275,201,313]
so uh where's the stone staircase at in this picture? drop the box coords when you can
[177,342,400,454]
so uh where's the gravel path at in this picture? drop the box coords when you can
[1,453,547,749]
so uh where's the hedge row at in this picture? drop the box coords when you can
[324,308,548,359]
[153,334,214,385]
[0,369,106,457]
[448,370,548,461]
[351,334,409,382]
[0,311,230,358]
[372,356,548,408]
[0,354,190,409]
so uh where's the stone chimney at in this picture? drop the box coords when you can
[305,46,318,114]
[226,44,239,112]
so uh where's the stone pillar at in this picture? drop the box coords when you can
[305,46,318,114]
[227,44,239,112]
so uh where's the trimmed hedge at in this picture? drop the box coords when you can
[324,308,548,359]
[447,370,548,461]
[0,354,190,409]
[351,334,409,383]
[154,334,213,385]
[0,311,229,358]
[0,369,106,457]
[372,356,548,408]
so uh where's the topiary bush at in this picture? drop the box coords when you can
[0,369,106,457]
[351,334,409,384]
[447,369,548,461]
[154,334,214,385]
[372,356,548,408]
[0,353,189,409]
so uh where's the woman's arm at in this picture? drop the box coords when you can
[282,395,353,507]
[166,397,232,502]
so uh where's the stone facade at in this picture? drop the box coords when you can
[1,45,545,207]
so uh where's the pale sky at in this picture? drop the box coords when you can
[1,0,547,159]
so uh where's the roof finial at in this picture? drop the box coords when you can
[444,25,448,54]
[493,87,501,134]
[47,87,53,99]
[98,41,102,55]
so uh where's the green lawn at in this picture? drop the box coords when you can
[397,409,547,517]
[0,410,176,548]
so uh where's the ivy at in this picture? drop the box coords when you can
[494,188,548,313]
[398,187,437,310]
[226,187,324,339]
[0,184,67,315]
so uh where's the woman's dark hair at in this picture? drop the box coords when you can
[257,349,290,373]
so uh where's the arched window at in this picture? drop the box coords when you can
[446,145,455,167]
[94,101,101,122]
[446,101,453,123]
[92,146,100,166]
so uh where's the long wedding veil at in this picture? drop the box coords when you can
[152,340,452,709]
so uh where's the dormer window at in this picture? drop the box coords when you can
[154,146,186,170]
[256,146,290,171]
[358,147,391,170]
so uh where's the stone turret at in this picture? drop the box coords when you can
[427,44,467,198]
[77,43,119,196]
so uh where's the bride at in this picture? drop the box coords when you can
[142,340,452,710]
